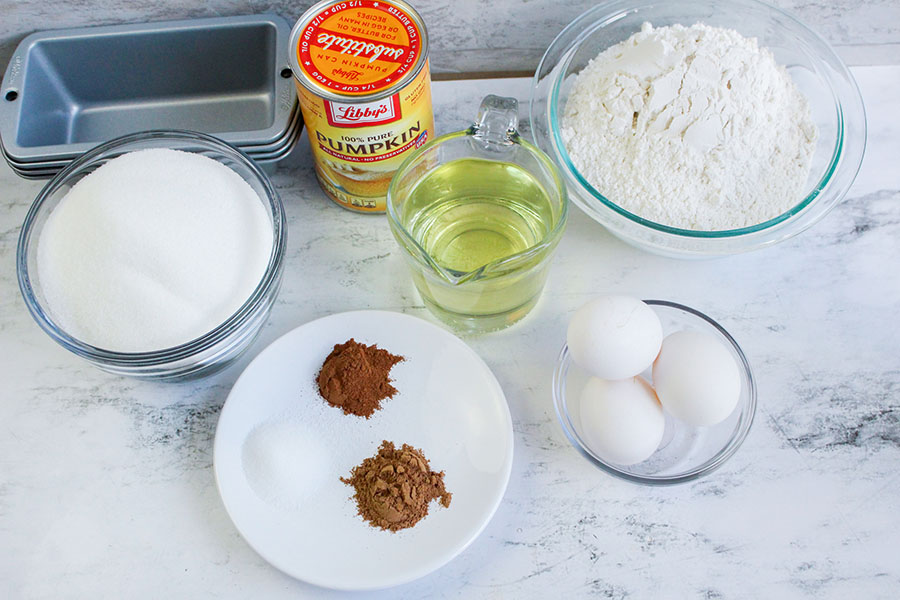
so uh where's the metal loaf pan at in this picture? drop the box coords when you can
[3,131,301,180]
[2,103,303,169]
[0,14,298,165]
[2,111,302,177]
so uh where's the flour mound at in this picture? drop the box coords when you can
[562,23,817,231]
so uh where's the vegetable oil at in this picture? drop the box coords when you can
[403,158,554,274]
[394,156,560,331]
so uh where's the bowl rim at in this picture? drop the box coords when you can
[16,129,287,366]
[552,299,757,485]
[532,0,866,241]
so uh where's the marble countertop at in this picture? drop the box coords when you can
[1,68,898,598]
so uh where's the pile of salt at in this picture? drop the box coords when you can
[241,420,331,510]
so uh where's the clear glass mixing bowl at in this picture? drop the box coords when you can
[530,0,866,257]
[16,130,287,380]
[552,300,757,485]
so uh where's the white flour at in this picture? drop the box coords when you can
[562,23,817,231]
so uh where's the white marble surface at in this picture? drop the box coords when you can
[1,68,898,598]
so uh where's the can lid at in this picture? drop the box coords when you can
[289,0,427,100]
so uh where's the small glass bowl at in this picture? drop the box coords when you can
[552,300,756,484]
[16,130,287,381]
[530,0,866,257]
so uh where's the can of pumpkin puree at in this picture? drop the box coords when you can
[289,0,434,213]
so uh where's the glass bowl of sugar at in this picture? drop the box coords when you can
[530,0,866,257]
[16,130,286,380]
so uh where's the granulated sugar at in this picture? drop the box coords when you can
[562,23,818,231]
[37,148,272,352]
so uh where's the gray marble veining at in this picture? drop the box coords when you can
[1,67,898,598]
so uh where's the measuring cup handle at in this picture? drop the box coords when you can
[471,95,519,147]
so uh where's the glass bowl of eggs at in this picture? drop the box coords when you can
[530,0,866,257]
[552,298,756,484]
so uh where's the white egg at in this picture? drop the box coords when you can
[567,296,663,380]
[578,376,665,465]
[652,331,741,426]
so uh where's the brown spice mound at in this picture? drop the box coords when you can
[316,339,404,418]
[341,441,452,532]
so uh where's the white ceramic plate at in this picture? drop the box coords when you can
[214,310,514,590]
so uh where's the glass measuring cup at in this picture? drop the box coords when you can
[387,95,568,333]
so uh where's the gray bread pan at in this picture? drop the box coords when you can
[0,14,298,165]
[2,102,303,170]
[3,133,302,179]
[2,107,302,172]
[5,143,298,179]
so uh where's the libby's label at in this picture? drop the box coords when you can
[324,95,402,128]
[297,0,422,96]
[295,58,434,212]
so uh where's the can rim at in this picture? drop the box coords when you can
[288,0,429,103]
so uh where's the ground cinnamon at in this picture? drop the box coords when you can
[341,441,452,532]
[316,339,404,418]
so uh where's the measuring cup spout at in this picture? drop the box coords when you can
[403,236,480,286]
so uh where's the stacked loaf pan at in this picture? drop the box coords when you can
[0,14,301,179]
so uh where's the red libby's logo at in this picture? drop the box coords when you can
[324,95,402,128]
